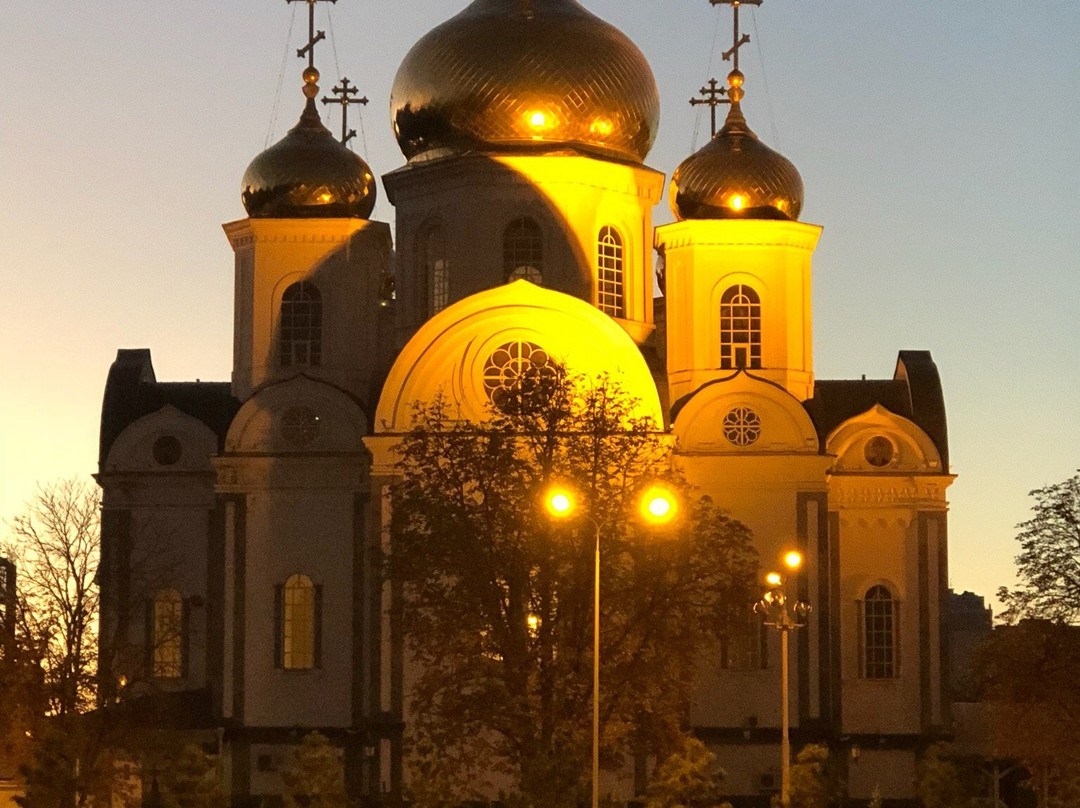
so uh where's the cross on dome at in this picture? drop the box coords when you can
[690,78,728,137]
[322,77,369,146]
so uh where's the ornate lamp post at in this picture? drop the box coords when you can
[754,551,811,807]
[544,483,678,808]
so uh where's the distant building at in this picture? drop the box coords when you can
[96,1,955,805]
[948,590,993,702]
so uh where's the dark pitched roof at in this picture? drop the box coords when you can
[802,350,949,467]
[99,349,241,466]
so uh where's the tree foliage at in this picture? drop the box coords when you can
[159,744,227,808]
[281,732,348,808]
[776,744,841,808]
[997,473,1080,624]
[391,373,758,808]
[916,743,974,808]
[644,736,732,808]
[976,620,1080,806]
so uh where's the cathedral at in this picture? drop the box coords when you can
[96,0,954,805]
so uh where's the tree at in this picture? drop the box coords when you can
[976,621,1080,807]
[916,743,974,808]
[997,473,1080,624]
[281,732,347,808]
[775,744,841,808]
[159,743,227,808]
[391,373,758,808]
[644,736,732,808]
[2,478,100,716]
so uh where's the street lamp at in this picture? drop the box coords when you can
[754,551,811,808]
[544,482,678,808]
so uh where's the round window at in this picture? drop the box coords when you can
[281,406,321,447]
[482,341,560,414]
[152,435,182,466]
[864,436,895,467]
[722,407,762,447]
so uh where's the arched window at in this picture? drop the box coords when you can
[597,226,624,317]
[152,589,184,679]
[720,285,761,370]
[422,227,449,315]
[503,217,543,284]
[862,585,898,679]
[276,574,320,670]
[279,282,322,367]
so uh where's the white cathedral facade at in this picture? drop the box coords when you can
[96,1,954,805]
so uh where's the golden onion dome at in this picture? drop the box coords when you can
[391,0,660,164]
[670,96,803,222]
[243,70,376,219]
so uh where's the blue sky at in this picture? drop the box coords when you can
[1,1,1078,610]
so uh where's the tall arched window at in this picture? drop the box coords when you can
[503,217,543,284]
[720,285,761,369]
[276,574,320,670]
[422,227,449,314]
[862,585,898,679]
[152,588,184,679]
[597,226,625,317]
[279,282,322,367]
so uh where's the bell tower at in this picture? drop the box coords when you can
[656,0,820,404]
[225,2,390,403]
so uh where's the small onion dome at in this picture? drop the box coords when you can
[390,0,660,164]
[670,98,803,222]
[242,70,376,219]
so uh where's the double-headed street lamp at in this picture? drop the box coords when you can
[754,551,811,808]
[544,483,679,808]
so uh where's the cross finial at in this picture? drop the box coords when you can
[689,78,729,137]
[708,0,762,115]
[287,0,337,70]
[710,0,761,73]
[322,77,369,146]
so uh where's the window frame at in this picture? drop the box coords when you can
[859,585,900,680]
[279,281,323,367]
[276,574,322,671]
[503,217,544,285]
[719,284,762,370]
[596,226,625,318]
[151,588,185,680]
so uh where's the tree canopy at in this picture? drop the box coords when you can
[390,372,758,808]
[997,473,1080,624]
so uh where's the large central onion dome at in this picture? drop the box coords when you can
[391,0,660,164]
[242,68,377,219]
[670,73,803,221]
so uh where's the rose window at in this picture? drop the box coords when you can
[482,341,560,413]
[281,406,321,447]
[722,407,761,446]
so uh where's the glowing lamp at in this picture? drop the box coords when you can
[545,486,575,518]
[766,572,782,587]
[639,484,678,525]
[590,117,614,137]
[729,193,745,211]
[784,551,803,571]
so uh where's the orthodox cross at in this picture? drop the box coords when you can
[287,0,337,69]
[322,77,368,145]
[710,0,761,74]
[690,78,728,137]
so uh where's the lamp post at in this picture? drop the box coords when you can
[754,551,810,808]
[544,483,678,808]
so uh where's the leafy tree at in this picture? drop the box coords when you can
[160,744,227,808]
[775,744,840,808]
[976,621,1080,807]
[997,473,1080,624]
[281,732,347,808]
[391,373,758,808]
[916,743,971,808]
[644,736,732,808]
